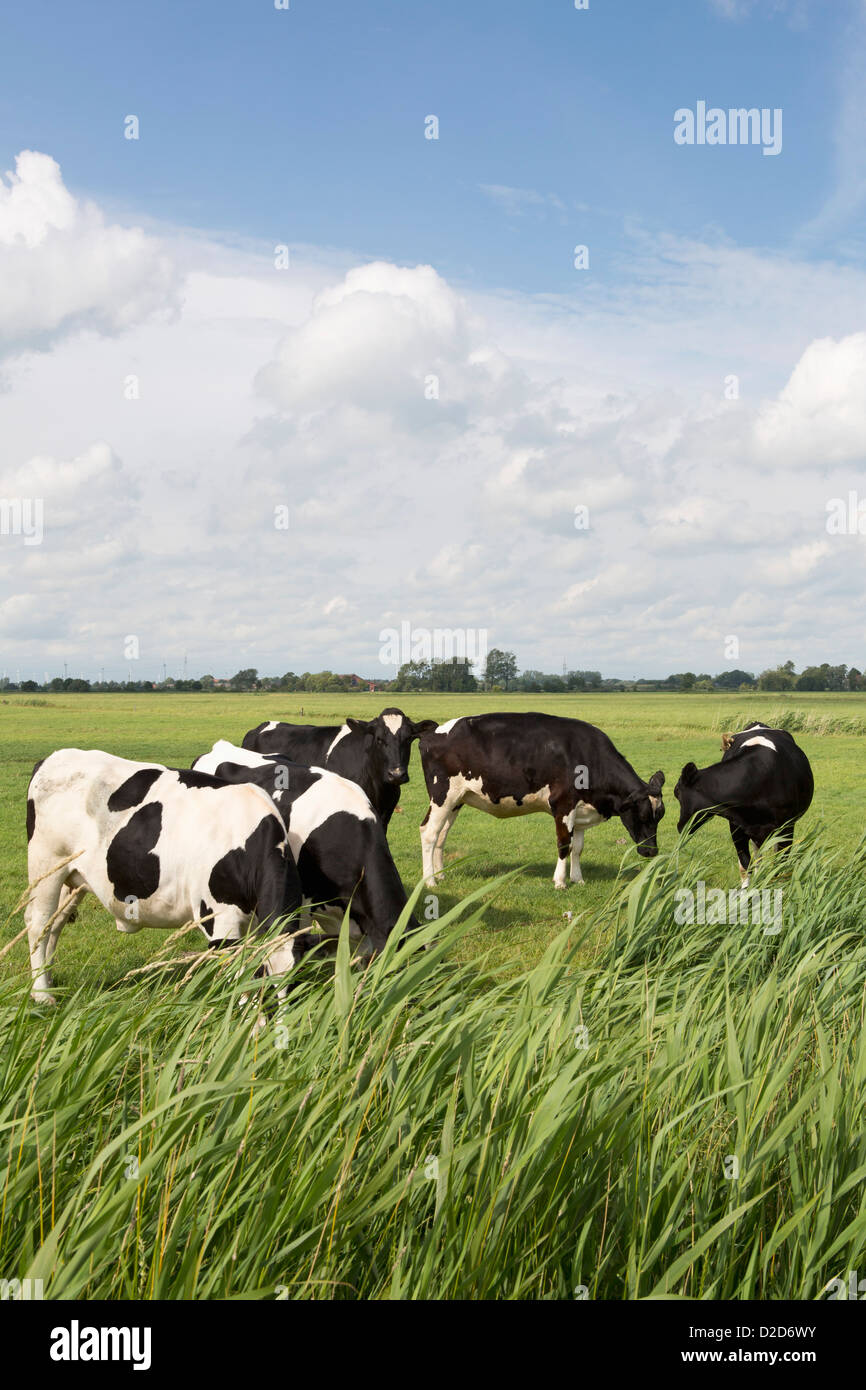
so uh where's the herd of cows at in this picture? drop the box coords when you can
[23,708,814,1003]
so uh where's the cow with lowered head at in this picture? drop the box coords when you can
[418,712,665,889]
[25,749,305,1004]
[674,721,814,886]
[242,708,436,827]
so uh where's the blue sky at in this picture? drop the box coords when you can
[0,1,854,290]
[1,0,865,682]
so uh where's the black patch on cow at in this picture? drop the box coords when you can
[106,802,162,902]
[30,756,45,784]
[175,768,233,790]
[107,767,162,812]
[208,816,281,915]
[199,899,214,936]
[26,797,36,842]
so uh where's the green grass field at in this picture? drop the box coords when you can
[3,691,866,1300]
[1,689,863,986]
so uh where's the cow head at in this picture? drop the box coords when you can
[345,708,437,786]
[674,762,715,834]
[617,770,665,856]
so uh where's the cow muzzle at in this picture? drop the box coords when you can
[388,767,409,785]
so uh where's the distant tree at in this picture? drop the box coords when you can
[848,667,863,691]
[758,666,795,691]
[430,658,477,692]
[395,659,432,691]
[795,666,827,692]
[484,649,518,690]
[20,680,39,692]
[714,669,756,690]
[568,669,601,690]
[200,674,215,690]
[518,669,544,693]
[229,668,258,691]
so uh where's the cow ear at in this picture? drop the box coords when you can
[648,770,665,795]
[346,717,371,734]
[411,719,437,738]
[680,762,699,786]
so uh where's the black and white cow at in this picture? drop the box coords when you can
[242,708,436,827]
[418,713,665,889]
[25,750,305,1004]
[674,721,814,885]
[192,741,419,953]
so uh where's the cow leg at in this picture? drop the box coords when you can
[421,798,461,888]
[433,803,462,878]
[570,828,586,884]
[25,876,83,1004]
[730,825,752,887]
[552,812,573,890]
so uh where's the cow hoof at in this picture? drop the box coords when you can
[553,880,568,891]
[32,992,57,1007]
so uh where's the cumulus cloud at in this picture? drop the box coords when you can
[755,333,866,467]
[2,208,866,681]
[0,151,179,359]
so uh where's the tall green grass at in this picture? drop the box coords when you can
[714,706,866,737]
[2,832,866,1300]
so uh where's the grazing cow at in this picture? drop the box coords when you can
[674,722,814,885]
[242,708,437,827]
[417,713,665,889]
[25,750,305,1004]
[192,741,418,953]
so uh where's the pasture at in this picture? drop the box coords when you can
[0,690,862,984]
[2,691,865,1299]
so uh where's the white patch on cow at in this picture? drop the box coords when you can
[382,713,405,735]
[743,736,777,752]
[564,801,604,832]
[262,721,278,733]
[554,855,569,889]
[194,739,271,773]
[286,767,375,859]
[326,724,352,758]
[461,777,552,817]
[649,795,662,813]
[435,717,464,734]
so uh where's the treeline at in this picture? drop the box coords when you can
[4,657,864,696]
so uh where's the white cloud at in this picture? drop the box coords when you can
[2,192,865,681]
[479,185,566,217]
[0,151,179,359]
[755,333,866,466]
